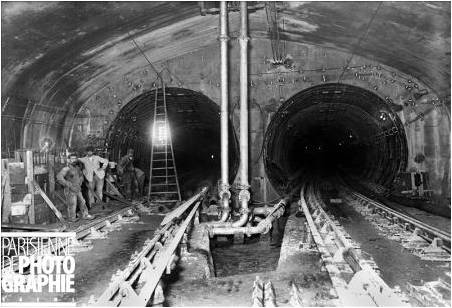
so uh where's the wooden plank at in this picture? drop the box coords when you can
[1,223,65,231]
[8,162,25,185]
[105,178,124,198]
[53,191,67,206]
[1,159,12,223]
[48,154,55,194]
[135,202,201,306]
[14,151,21,162]
[104,191,135,207]
[33,165,48,175]
[32,180,65,223]
[25,150,35,224]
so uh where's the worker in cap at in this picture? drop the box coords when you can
[78,146,109,206]
[118,149,139,201]
[57,151,94,222]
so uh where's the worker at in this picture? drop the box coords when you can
[134,168,145,196]
[57,152,94,222]
[79,146,109,206]
[118,149,139,200]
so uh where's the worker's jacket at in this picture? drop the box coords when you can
[56,164,84,190]
[79,155,109,181]
[118,155,135,174]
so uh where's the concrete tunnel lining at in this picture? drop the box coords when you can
[263,83,409,195]
[105,87,240,198]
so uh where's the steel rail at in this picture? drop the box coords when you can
[300,181,408,307]
[1,205,135,271]
[95,187,208,306]
[75,206,134,240]
[349,190,451,252]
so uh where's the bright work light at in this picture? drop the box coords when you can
[153,121,170,145]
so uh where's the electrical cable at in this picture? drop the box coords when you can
[337,2,383,84]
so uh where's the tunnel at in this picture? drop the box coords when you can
[264,83,409,194]
[105,87,240,198]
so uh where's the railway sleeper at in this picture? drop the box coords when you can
[345,193,451,262]
[301,184,410,306]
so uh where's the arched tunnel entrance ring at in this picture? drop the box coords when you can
[105,87,240,198]
[263,83,408,195]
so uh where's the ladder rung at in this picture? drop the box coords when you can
[152,175,176,178]
[153,159,173,162]
[152,200,179,203]
[151,183,177,186]
[152,167,175,170]
[153,151,169,154]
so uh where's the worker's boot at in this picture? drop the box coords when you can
[83,213,95,220]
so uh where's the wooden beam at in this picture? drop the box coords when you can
[1,159,11,223]
[14,151,21,162]
[25,150,35,224]
[48,154,55,194]
[104,191,135,207]
[105,178,124,198]
[32,180,65,223]
[33,165,48,175]
[1,223,65,231]
[53,191,67,206]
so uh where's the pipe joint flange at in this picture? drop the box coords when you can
[239,34,250,43]
[238,189,251,202]
[238,207,251,216]
[218,34,230,42]
[219,190,231,201]
[218,183,231,201]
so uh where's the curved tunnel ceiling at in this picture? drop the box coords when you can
[2,2,450,111]
[264,83,408,194]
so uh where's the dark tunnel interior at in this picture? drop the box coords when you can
[264,83,408,194]
[106,87,240,198]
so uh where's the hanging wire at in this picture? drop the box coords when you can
[336,2,383,84]
[265,1,286,64]
[129,32,185,86]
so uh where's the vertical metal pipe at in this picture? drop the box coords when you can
[219,1,231,222]
[233,1,250,227]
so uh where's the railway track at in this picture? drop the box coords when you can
[299,181,409,306]
[94,187,208,306]
[1,205,137,272]
[344,188,450,261]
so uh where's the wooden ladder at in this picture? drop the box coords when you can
[147,83,181,209]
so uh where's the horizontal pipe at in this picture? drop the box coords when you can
[209,197,289,236]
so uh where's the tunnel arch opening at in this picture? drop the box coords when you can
[105,87,240,198]
[263,83,408,195]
